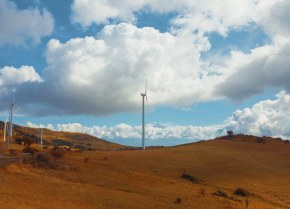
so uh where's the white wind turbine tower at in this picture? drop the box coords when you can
[39,128,44,147]
[141,78,148,150]
[3,116,8,142]
[8,98,16,149]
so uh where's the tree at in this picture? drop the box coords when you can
[227,130,234,136]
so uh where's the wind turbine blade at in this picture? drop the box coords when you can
[145,77,147,94]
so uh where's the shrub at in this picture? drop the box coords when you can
[174,197,182,204]
[213,190,228,198]
[22,137,35,146]
[49,149,65,159]
[15,138,22,145]
[234,188,249,197]
[22,146,38,155]
[256,137,266,144]
[227,130,234,136]
[15,137,35,146]
[181,172,199,183]
[75,144,86,149]
[284,140,290,144]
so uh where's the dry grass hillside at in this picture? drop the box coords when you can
[0,122,129,151]
[0,128,289,209]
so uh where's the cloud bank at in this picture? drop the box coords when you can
[27,91,290,143]
[27,121,224,143]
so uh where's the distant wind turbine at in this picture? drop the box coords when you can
[3,115,8,142]
[141,78,148,150]
[40,128,44,147]
[8,98,16,149]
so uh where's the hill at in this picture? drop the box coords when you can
[0,121,130,151]
[0,133,289,209]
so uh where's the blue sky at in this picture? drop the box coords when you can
[1,0,290,146]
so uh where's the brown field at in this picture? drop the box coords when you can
[0,126,289,209]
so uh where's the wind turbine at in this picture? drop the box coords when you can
[39,128,44,147]
[8,98,16,149]
[3,116,8,142]
[141,78,148,150]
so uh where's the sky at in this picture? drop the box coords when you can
[1,0,290,146]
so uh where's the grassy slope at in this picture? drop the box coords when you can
[0,122,127,151]
[0,135,289,209]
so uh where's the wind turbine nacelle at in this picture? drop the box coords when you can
[141,93,146,96]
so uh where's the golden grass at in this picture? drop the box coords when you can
[0,122,126,151]
[0,134,289,209]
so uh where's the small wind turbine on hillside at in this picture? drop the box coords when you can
[39,128,44,147]
[8,98,16,149]
[3,115,8,142]
[141,78,148,150]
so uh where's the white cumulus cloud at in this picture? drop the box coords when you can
[0,65,42,86]
[26,121,54,130]
[0,0,54,46]
[5,23,223,116]
[226,91,290,138]
[0,65,42,97]
[70,0,290,103]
